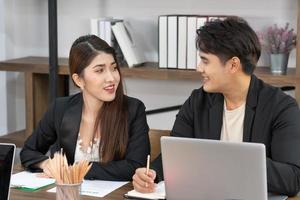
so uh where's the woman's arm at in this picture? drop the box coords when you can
[20,101,58,171]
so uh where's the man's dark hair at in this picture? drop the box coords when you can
[196,16,261,75]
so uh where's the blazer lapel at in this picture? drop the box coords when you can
[208,94,224,140]
[59,94,83,164]
[243,106,255,142]
[243,75,258,142]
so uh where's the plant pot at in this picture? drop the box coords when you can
[270,53,289,75]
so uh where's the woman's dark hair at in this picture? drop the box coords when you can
[196,16,261,75]
[69,35,128,163]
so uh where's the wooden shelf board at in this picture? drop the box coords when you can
[0,129,26,147]
[0,56,299,84]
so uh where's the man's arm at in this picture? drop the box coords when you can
[267,97,300,196]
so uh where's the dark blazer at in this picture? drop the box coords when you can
[152,75,300,196]
[20,93,150,181]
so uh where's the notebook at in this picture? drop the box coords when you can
[10,171,55,191]
[0,143,16,200]
[125,181,165,199]
[125,182,287,200]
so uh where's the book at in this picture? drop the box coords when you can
[187,16,197,70]
[159,16,168,68]
[90,17,126,66]
[125,181,166,200]
[90,18,99,36]
[112,22,146,67]
[98,20,106,41]
[167,16,178,69]
[196,17,208,67]
[177,16,188,69]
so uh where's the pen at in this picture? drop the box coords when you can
[123,193,166,200]
[146,154,150,175]
[11,184,25,189]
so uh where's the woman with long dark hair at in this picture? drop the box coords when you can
[20,35,150,181]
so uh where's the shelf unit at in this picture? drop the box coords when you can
[0,1,300,146]
[0,55,300,144]
[1,56,300,84]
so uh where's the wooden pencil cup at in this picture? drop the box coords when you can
[56,182,81,200]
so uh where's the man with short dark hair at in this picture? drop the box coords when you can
[132,17,300,196]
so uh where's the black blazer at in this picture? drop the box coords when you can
[152,75,300,196]
[20,93,150,181]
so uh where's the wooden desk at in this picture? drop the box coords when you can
[10,183,132,200]
[10,164,133,200]
[1,56,300,143]
[9,180,300,200]
[10,164,300,200]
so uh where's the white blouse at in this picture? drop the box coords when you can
[74,134,100,162]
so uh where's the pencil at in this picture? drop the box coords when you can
[146,155,150,175]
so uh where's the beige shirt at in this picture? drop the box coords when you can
[220,101,246,142]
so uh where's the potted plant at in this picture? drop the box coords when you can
[265,23,296,74]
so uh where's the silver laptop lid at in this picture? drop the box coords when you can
[0,143,16,200]
[161,137,267,200]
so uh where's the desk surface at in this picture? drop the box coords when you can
[10,183,300,200]
[10,166,300,200]
[10,183,132,200]
[10,164,134,200]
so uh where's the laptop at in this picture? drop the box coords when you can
[161,137,267,200]
[0,143,16,200]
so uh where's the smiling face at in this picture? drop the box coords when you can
[197,52,232,93]
[73,52,120,103]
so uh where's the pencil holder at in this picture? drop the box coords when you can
[56,182,81,200]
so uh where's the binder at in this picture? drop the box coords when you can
[187,16,197,70]
[112,22,146,67]
[167,16,178,69]
[90,18,126,66]
[90,18,98,36]
[159,16,168,68]
[178,16,187,69]
[196,17,208,67]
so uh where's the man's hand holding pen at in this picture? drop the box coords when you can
[132,155,157,193]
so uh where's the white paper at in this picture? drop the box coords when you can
[10,171,55,190]
[126,181,166,200]
[268,193,288,200]
[126,185,289,200]
[48,180,128,198]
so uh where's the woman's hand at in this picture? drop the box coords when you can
[36,159,53,178]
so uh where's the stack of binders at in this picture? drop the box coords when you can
[90,17,146,68]
[90,17,127,67]
[158,15,227,70]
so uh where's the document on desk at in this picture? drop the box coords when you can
[268,193,288,200]
[47,180,128,198]
[10,171,55,191]
[125,181,166,200]
[124,182,288,200]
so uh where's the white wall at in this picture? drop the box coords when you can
[1,0,298,133]
[55,0,297,66]
[0,0,7,135]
